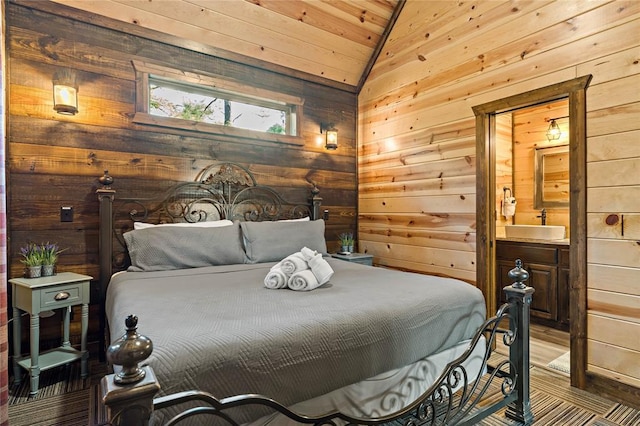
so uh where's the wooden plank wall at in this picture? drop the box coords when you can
[583,44,640,388]
[5,3,357,355]
[359,0,640,391]
[512,101,570,234]
[48,0,400,88]
[495,114,513,238]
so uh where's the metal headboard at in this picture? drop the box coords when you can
[98,162,321,273]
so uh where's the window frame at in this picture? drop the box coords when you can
[132,60,305,146]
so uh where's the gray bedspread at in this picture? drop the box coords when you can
[106,258,486,424]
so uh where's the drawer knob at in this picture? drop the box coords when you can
[54,292,70,301]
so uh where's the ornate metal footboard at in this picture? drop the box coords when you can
[100,261,534,426]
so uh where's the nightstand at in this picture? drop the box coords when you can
[10,272,92,395]
[331,252,374,266]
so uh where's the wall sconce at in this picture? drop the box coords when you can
[545,115,567,141]
[321,123,338,150]
[53,71,78,115]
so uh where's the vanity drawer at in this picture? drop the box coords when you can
[40,283,83,310]
[496,242,557,264]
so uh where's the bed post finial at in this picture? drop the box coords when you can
[503,259,535,425]
[508,259,529,289]
[101,315,160,426]
[99,170,114,189]
[107,314,153,384]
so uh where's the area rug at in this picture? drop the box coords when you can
[9,389,92,426]
[9,361,93,405]
[8,360,108,426]
[547,351,570,376]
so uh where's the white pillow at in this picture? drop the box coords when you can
[277,217,310,222]
[133,219,234,230]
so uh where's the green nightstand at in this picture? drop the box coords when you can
[10,272,92,395]
[331,252,374,266]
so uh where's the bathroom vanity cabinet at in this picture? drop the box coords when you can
[496,239,569,331]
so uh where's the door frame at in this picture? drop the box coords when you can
[472,75,591,388]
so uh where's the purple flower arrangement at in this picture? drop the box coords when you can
[40,242,66,266]
[20,242,67,277]
[20,242,43,267]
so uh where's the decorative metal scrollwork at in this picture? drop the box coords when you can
[147,302,520,426]
[197,162,256,187]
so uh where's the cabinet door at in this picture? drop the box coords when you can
[526,263,558,321]
[497,260,558,321]
[496,261,514,306]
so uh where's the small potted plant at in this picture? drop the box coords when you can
[40,242,65,276]
[337,232,354,255]
[20,242,43,278]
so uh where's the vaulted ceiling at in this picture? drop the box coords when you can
[47,0,404,92]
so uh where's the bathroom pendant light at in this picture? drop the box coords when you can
[546,119,561,141]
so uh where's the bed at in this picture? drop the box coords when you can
[96,163,534,426]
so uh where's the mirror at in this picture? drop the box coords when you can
[534,145,569,208]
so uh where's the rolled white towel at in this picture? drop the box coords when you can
[264,266,288,289]
[281,252,307,275]
[300,246,318,261]
[270,261,282,271]
[287,269,323,291]
[307,253,334,285]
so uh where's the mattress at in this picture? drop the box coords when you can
[106,258,486,424]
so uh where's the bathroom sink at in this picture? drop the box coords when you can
[504,224,566,240]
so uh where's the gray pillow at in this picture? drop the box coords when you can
[240,219,327,263]
[124,222,247,272]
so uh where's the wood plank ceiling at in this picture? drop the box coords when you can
[48,0,404,91]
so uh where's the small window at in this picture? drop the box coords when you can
[132,61,304,145]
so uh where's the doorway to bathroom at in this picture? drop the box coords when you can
[495,99,571,332]
[473,75,591,387]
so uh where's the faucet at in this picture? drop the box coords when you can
[537,208,547,225]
